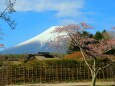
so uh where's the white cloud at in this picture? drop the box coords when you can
[0,0,7,12]
[0,0,16,12]
[14,0,85,17]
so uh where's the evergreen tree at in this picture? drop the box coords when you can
[94,31,103,40]
[82,31,93,38]
[82,31,90,38]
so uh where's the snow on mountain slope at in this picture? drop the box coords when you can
[0,26,66,54]
[15,26,58,47]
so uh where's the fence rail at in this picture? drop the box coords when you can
[0,62,115,85]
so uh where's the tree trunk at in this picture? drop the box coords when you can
[91,58,98,86]
[91,74,97,86]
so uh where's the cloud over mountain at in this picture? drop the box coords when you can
[14,0,85,17]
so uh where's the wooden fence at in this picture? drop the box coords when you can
[0,62,115,85]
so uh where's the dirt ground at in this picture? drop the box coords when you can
[6,81,115,86]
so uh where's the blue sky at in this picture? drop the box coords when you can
[0,0,115,50]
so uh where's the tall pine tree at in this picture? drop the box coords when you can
[94,31,103,40]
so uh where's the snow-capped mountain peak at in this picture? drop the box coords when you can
[0,26,66,54]
[15,26,59,47]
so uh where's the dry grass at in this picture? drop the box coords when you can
[6,81,115,86]
[64,52,82,60]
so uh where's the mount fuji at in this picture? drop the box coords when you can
[0,26,66,54]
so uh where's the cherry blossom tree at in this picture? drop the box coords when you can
[0,0,16,48]
[49,23,115,86]
[0,0,16,29]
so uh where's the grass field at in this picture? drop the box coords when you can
[6,81,115,86]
